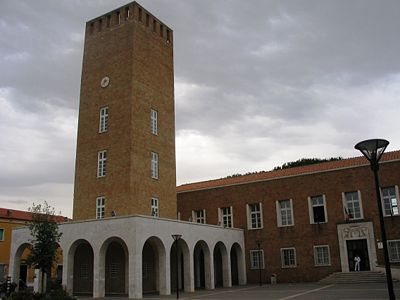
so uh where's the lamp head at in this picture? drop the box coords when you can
[172,234,182,241]
[355,139,389,164]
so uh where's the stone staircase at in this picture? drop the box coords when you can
[320,271,395,284]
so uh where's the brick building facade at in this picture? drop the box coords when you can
[177,152,400,283]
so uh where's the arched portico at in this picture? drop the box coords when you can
[170,238,193,293]
[11,243,31,290]
[214,241,231,288]
[230,242,246,285]
[65,239,94,296]
[97,237,129,297]
[194,240,213,290]
[142,236,168,295]
[10,215,245,299]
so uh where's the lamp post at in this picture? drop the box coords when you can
[355,138,395,300]
[172,234,182,299]
[256,240,262,286]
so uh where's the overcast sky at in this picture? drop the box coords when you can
[1,0,399,217]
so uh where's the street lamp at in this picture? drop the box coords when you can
[355,138,395,300]
[172,234,182,299]
[256,240,262,286]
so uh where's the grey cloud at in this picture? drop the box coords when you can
[1,0,400,215]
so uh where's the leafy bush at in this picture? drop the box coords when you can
[4,289,76,300]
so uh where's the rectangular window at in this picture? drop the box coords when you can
[99,107,109,133]
[281,248,296,268]
[106,15,111,27]
[125,7,130,20]
[309,195,327,224]
[247,203,263,229]
[166,29,171,42]
[96,197,105,219]
[343,191,363,220]
[151,109,158,135]
[146,14,149,26]
[382,186,399,216]
[192,209,206,224]
[0,228,4,241]
[151,197,159,217]
[250,250,265,269]
[314,245,330,266]
[97,150,107,177]
[219,207,233,228]
[138,8,142,22]
[0,264,4,282]
[116,11,121,25]
[151,152,158,179]
[388,240,400,262]
[276,199,294,227]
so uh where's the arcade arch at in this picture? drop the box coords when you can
[142,236,167,294]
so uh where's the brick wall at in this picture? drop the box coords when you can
[177,161,400,283]
[73,2,176,220]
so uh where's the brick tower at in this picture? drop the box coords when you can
[73,2,176,220]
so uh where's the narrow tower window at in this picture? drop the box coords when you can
[116,11,121,25]
[96,196,105,219]
[151,152,158,179]
[153,20,157,32]
[138,8,142,22]
[99,107,109,133]
[151,109,157,135]
[146,14,150,26]
[97,150,107,177]
[160,24,164,37]
[166,29,171,43]
[125,7,130,20]
[89,23,94,34]
[106,15,111,27]
[98,19,102,32]
[151,197,159,217]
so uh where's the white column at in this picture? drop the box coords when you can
[159,250,171,295]
[205,250,215,290]
[238,247,247,285]
[129,251,142,299]
[222,249,232,287]
[184,248,194,292]
[64,246,73,295]
[93,249,105,298]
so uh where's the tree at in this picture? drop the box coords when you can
[26,202,62,294]
[273,157,343,171]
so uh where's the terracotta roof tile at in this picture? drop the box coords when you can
[0,207,69,223]
[177,150,400,193]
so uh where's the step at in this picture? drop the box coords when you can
[319,272,395,284]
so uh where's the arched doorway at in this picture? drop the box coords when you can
[72,241,94,296]
[214,242,229,288]
[170,238,190,292]
[105,240,128,296]
[142,236,166,294]
[214,247,223,287]
[12,243,32,290]
[230,244,239,285]
[230,242,245,285]
[194,240,211,290]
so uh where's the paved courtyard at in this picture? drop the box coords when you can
[79,282,400,299]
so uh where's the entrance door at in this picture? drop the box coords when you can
[346,239,370,271]
[19,265,27,286]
